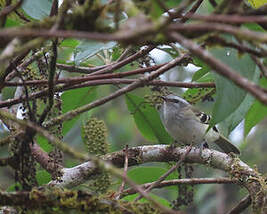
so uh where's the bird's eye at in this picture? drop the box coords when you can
[168,98,180,103]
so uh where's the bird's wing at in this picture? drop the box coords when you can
[184,105,219,132]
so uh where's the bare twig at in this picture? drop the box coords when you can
[4,78,215,88]
[44,54,190,127]
[4,63,166,86]
[38,40,57,125]
[91,156,182,214]
[89,45,156,75]
[206,36,267,57]
[227,195,251,214]
[56,63,108,74]
[115,46,131,62]
[135,145,192,201]
[0,0,23,18]
[0,27,136,42]
[184,13,267,24]
[121,177,238,198]
[115,145,129,200]
[30,141,62,174]
[180,0,204,23]
[168,23,267,43]
[0,79,214,108]
[251,56,267,78]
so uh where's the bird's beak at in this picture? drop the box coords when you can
[159,96,167,101]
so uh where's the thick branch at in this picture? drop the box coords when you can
[49,145,265,212]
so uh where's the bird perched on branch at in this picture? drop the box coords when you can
[158,94,240,154]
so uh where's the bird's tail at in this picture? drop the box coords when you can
[214,135,240,154]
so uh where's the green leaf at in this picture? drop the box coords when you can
[60,39,80,48]
[243,23,265,32]
[36,170,51,185]
[210,47,257,126]
[5,18,21,27]
[157,47,179,58]
[37,135,54,152]
[62,87,97,136]
[123,193,171,207]
[22,0,52,20]
[127,166,177,184]
[150,0,165,19]
[221,66,260,135]
[248,0,267,8]
[6,183,22,192]
[74,40,117,64]
[166,0,182,7]
[57,49,73,63]
[192,58,210,81]
[245,77,267,136]
[125,94,172,143]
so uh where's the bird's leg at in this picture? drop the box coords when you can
[194,141,208,157]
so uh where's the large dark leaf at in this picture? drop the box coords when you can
[210,47,257,127]
[74,40,117,65]
[192,57,210,82]
[221,66,260,135]
[245,77,267,136]
[62,87,97,136]
[22,0,52,20]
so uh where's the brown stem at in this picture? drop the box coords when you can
[121,177,237,198]
[44,54,190,127]
[226,195,251,214]
[115,145,129,200]
[184,13,267,24]
[135,145,192,201]
[0,79,214,108]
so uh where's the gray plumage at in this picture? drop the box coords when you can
[158,94,240,154]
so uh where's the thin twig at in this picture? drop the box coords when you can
[38,40,57,125]
[168,23,267,43]
[30,141,62,174]
[0,79,214,108]
[116,46,131,62]
[95,159,182,214]
[0,0,23,18]
[135,145,192,201]
[121,177,238,198]
[44,54,190,128]
[251,56,267,78]
[180,0,203,23]
[5,63,166,86]
[227,194,251,214]
[184,13,267,24]
[206,36,267,57]
[115,145,129,200]
[89,45,156,75]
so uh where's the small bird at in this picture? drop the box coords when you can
[158,94,240,154]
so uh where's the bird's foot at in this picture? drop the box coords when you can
[194,142,209,157]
